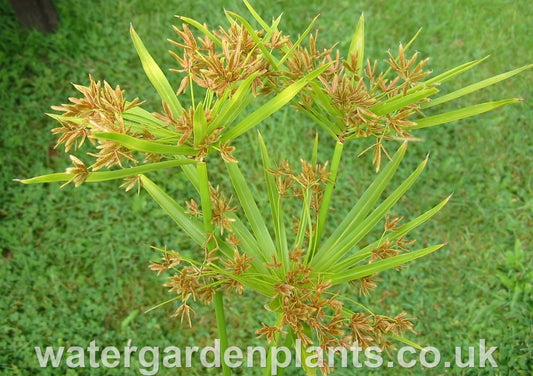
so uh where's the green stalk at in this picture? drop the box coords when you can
[301,190,315,266]
[263,313,285,376]
[197,162,216,246]
[197,162,231,376]
[309,140,344,258]
[295,190,312,251]
[213,291,230,375]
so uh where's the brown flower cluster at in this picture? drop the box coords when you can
[51,75,142,172]
[258,249,347,349]
[267,158,330,253]
[269,158,330,234]
[149,247,182,276]
[285,31,341,85]
[257,248,416,375]
[157,181,253,318]
[156,243,255,322]
[284,33,433,169]
[164,264,217,305]
[169,20,289,97]
[149,248,220,323]
[348,312,416,351]
[185,184,237,235]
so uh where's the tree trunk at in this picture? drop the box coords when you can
[9,0,59,33]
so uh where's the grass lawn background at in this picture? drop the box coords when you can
[1,0,531,374]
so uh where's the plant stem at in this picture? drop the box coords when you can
[263,313,285,376]
[263,323,316,376]
[310,140,344,258]
[213,291,230,375]
[197,161,231,376]
[197,162,215,243]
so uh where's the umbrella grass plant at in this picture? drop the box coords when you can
[18,1,531,374]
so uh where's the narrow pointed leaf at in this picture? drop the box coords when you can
[311,140,344,256]
[140,175,205,245]
[348,13,365,76]
[370,88,438,116]
[46,113,85,125]
[217,268,276,296]
[221,63,333,141]
[411,98,521,129]
[335,195,451,271]
[422,64,533,109]
[258,132,288,265]
[122,106,178,138]
[193,102,207,147]
[242,0,271,32]
[208,73,257,132]
[389,335,424,351]
[16,173,72,185]
[92,132,195,155]
[17,159,197,185]
[408,56,490,94]
[211,86,231,117]
[180,163,199,192]
[196,162,215,242]
[318,156,429,271]
[330,252,370,274]
[312,142,407,267]
[404,28,423,51]
[311,132,319,164]
[225,162,277,259]
[297,100,341,139]
[331,244,445,285]
[369,194,451,248]
[227,213,273,274]
[307,82,345,133]
[130,26,183,117]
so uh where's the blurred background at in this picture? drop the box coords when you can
[1,0,531,374]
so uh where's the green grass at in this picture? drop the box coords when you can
[1,0,531,375]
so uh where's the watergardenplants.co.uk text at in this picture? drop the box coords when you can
[34,338,498,375]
